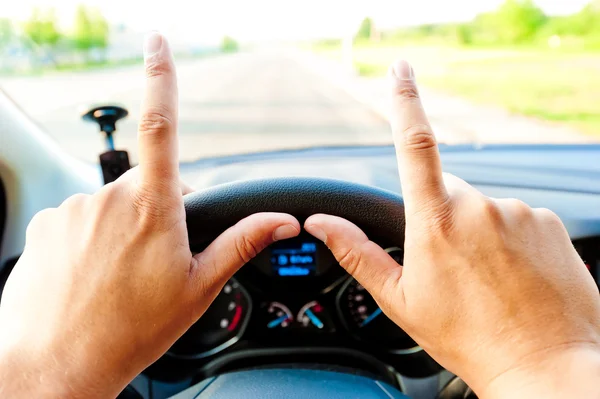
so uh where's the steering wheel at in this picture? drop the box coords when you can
[185,176,406,250]
[180,177,410,398]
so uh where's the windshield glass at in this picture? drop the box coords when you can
[1,0,599,162]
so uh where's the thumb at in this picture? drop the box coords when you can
[304,214,403,309]
[191,213,300,295]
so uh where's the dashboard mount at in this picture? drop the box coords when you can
[82,105,131,184]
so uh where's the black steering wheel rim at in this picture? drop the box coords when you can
[184,177,406,250]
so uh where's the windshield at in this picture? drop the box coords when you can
[1,0,599,163]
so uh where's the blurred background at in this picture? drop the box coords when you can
[1,0,599,162]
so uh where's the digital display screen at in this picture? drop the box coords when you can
[270,241,317,277]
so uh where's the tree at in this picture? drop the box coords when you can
[355,17,373,41]
[73,5,93,51]
[73,5,109,54]
[24,8,61,48]
[571,2,600,35]
[221,36,239,53]
[489,0,547,43]
[456,24,473,45]
[89,8,109,50]
[0,19,14,49]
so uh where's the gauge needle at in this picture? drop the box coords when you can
[267,315,289,329]
[360,308,383,327]
[305,309,324,329]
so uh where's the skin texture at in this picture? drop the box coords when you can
[0,33,599,399]
[304,60,600,398]
[0,33,300,398]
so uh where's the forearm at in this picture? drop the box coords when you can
[480,345,600,399]
[0,341,129,399]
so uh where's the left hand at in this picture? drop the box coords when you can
[0,32,300,398]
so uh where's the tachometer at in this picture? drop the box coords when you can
[337,247,418,352]
[266,302,293,329]
[297,300,333,331]
[168,278,250,358]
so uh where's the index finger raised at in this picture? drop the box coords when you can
[137,32,179,189]
[388,60,448,217]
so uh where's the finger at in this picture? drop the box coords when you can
[389,60,448,216]
[191,213,300,293]
[304,214,402,307]
[116,166,193,195]
[137,32,179,190]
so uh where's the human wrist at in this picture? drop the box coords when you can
[0,336,131,398]
[479,344,600,399]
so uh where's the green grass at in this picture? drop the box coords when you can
[0,56,144,77]
[354,62,388,77]
[0,51,215,77]
[54,57,143,72]
[318,44,600,136]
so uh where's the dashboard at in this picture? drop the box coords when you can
[143,233,435,388]
[166,235,416,360]
[143,234,600,384]
[1,138,600,398]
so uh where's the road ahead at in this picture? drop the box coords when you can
[3,51,393,163]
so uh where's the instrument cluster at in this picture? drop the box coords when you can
[166,235,600,362]
[167,233,417,361]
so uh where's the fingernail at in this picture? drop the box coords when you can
[273,224,299,241]
[143,31,162,60]
[305,224,327,243]
[391,60,414,81]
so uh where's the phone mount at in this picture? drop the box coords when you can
[82,105,131,184]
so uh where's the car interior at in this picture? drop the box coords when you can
[1,90,599,399]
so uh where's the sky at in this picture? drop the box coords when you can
[0,0,592,45]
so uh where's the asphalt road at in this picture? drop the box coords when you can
[3,51,393,164]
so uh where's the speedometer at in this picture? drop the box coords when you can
[337,278,417,352]
[168,278,250,358]
[337,247,418,353]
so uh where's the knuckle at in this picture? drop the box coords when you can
[393,83,420,100]
[138,106,174,139]
[506,198,528,208]
[59,193,89,209]
[30,208,54,224]
[26,208,55,238]
[337,247,363,276]
[425,201,455,235]
[504,198,532,218]
[536,207,562,225]
[130,188,165,223]
[145,57,172,79]
[473,196,503,224]
[128,181,182,230]
[95,182,121,206]
[234,235,260,264]
[402,124,437,152]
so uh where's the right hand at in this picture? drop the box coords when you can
[304,60,600,397]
